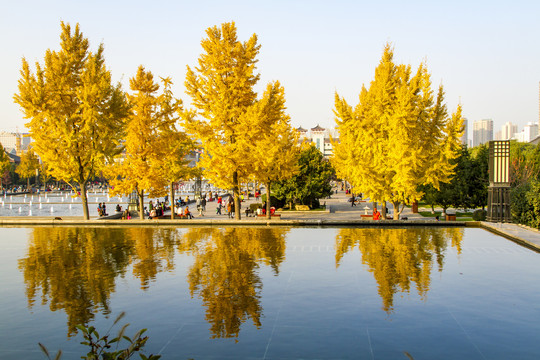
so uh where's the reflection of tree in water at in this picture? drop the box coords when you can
[18,227,180,336]
[335,228,463,312]
[178,227,287,338]
[128,228,180,289]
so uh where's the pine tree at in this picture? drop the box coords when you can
[14,22,129,219]
[184,22,260,220]
[333,44,464,219]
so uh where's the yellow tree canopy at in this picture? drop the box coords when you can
[240,81,300,215]
[184,21,261,219]
[333,44,464,218]
[107,66,192,218]
[14,22,129,219]
[0,143,10,178]
[16,148,39,181]
[244,82,299,182]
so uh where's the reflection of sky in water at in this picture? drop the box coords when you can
[0,227,539,359]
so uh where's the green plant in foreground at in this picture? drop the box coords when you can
[39,312,161,360]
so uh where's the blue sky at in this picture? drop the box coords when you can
[2,0,540,139]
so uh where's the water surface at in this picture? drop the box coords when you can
[0,226,539,359]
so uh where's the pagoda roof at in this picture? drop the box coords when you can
[296,126,308,132]
[311,124,325,132]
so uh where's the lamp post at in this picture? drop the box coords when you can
[487,140,511,222]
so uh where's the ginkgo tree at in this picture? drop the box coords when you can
[16,148,40,192]
[14,22,129,219]
[107,66,194,219]
[0,143,10,192]
[184,21,261,220]
[241,81,300,218]
[333,44,464,219]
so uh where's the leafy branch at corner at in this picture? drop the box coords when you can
[39,312,160,360]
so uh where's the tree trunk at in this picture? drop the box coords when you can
[139,189,145,220]
[393,201,401,220]
[382,202,387,220]
[170,181,175,220]
[266,181,271,220]
[233,171,241,220]
[80,180,90,220]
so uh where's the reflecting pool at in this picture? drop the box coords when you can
[0,227,539,359]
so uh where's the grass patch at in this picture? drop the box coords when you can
[418,211,474,221]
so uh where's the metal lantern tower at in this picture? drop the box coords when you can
[487,140,511,222]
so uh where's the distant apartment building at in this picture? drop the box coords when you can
[0,131,31,155]
[495,122,518,140]
[296,125,338,158]
[515,122,539,143]
[472,119,493,147]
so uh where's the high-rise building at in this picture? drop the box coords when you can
[515,122,539,143]
[0,131,31,155]
[473,119,493,147]
[501,122,518,140]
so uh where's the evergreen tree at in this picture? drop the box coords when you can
[272,145,334,208]
[14,22,129,219]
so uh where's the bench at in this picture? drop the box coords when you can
[151,214,191,219]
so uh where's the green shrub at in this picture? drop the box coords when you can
[511,182,536,227]
[472,209,486,221]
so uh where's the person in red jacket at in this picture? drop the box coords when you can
[373,209,381,220]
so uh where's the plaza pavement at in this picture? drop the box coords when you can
[1,190,540,252]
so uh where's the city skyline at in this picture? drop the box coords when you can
[1,1,540,135]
